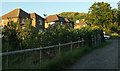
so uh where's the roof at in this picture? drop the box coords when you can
[30,13,45,20]
[64,18,70,22]
[45,14,65,22]
[1,8,30,19]
[74,21,91,26]
[63,18,73,23]
[75,21,86,25]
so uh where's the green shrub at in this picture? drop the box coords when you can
[2,19,104,51]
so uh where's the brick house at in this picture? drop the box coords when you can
[64,18,74,28]
[30,13,45,31]
[45,14,74,29]
[74,19,91,29]
[0,8,45,31]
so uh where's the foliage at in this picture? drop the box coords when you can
[40,41,110,69]
[2,17,104,52]
[58,12,87,23]
[2,18,39,51]
[2,18,20,51]
[87,2,117,29]
[118,1,120,28]
[38,24,103,48]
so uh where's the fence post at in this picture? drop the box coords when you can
[82,38,84,47]
[70,41,73,52]
[59,43,61,56]
[100,35,101,44]
[6,50,9,69]
[92,35,93,47]
[94,35,96,47]
[40,46,42,65]
[97,34,99,46]
[78,40,79,48]
[6,45,9,69]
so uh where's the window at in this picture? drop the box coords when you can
[39,29,43,32]
[74,27,77,29]
[76,20,79,23]
[22,19,25,25]
[61,22,63,25]
[39,19,42,25]
[70,23,72,27]
[103,32,105,35]
[2,20,4,25]
[83,25,85,27]
[22,27,25,29]
[50,22,55,25]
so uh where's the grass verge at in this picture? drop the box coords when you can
[40,41,110,70]
[110,35,119,39]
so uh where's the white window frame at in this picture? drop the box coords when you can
[50,22,55,25]
[2,20,4,25]
[83,25,85,27]
[76,20,79,23]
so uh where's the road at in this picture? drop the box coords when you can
[66,39,119,69]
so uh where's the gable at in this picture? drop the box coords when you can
[1,8,30,19]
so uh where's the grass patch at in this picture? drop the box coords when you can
[40,41,110,70]
[3,41,110,69]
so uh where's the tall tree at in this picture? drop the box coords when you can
[117,1,120,34]
[87,2,116,29]
[118,1,120,26]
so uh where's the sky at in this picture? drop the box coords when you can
[1,2,118,18]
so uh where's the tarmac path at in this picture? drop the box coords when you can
[66,39,119,69]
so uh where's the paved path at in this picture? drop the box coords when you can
[66,39,119,69]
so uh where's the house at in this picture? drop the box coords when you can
[45,14,64,28]
[74,19,91,29]
[45,14,74,28]
[30,13,45,31]
[64,18,74,28]
[0,8,45,31]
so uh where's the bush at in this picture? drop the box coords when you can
[2,19,104,51]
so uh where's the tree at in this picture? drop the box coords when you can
[2,18,39,51]
[87,2,117,29]
[118,1,120,26]
[86,2,118,41]
[17,18,39,49]
[118,1,120,11]
[117,1,120,35]
[2,18,20,51]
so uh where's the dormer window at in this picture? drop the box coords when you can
[39,19,42,25]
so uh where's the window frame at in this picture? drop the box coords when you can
[22,19,26,25]
[83,25,86,27]
[39,19,42,25]
[2,20,4,25]
[39,29,43,32]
